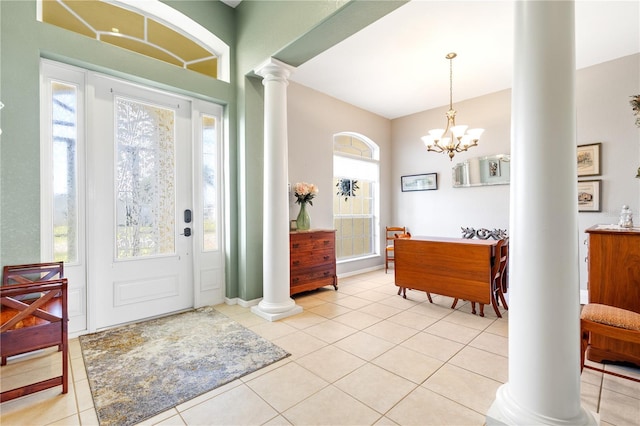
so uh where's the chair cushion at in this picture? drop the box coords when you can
[581,303,640,331]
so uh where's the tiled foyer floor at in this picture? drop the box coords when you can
[1,269,639,425]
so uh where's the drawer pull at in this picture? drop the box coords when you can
[292,277,299,283]
[323,255,330,261]
[293,260,300,266]
[292,243,300,249]
[323,271,330,276]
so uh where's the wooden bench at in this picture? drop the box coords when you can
[1,262,68,402]
[580,303,640,383]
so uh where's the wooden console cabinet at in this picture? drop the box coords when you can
[290,230,338,296]
[585,225,640,366]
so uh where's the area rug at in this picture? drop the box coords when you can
[79,306,290,426]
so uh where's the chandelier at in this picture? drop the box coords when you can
[421,52,484,161]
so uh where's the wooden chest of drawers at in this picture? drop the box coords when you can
[290,230,338,296]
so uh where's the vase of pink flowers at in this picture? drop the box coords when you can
[293,182,318,230]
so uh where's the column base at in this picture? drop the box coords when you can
[486,384,599,426]
[251,298,302,322]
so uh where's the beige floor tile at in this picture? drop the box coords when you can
[425,319,482,344]
[372,345,444,384]
[136,408,180,425]
[231,311,268,327]
[441,309,497,331]
[332,310,382,330]
[335,284,369,296]
[580,366,604,388]
[580,381,601,415]
[469,331,509,357]
[296,345,366,383]
[357,302,402,319]
[246,362,328,412]
[292,294,326,309]
[0,387,78,426]
[598,388,640,426]
[261,414,293,425]
[387,310,438,330]
[48,414,81,425]
[376,294,421,310]
[240,357,292,383]
[249,320,298,341]
[406,301,454,320]
[213,303,250,317]
[484,316,509,337]
[70,355,87,382]
[176,379,241,411]
[448,346,508,383]
[354,289,393,302]
[363,319,420,345]
[303,320,358,343]
[373,416,400,425]
[308,302,352,319]
[423,363,502,414]
[386,386,486,425]
[601,364,640,398]
[179,384,278,425]
[313,288,345,302]
[73,378,94,412]
[154,414,187,425]
[335,363,417,413]
[78,408,99,425]
[272,330,327,359]
[333,295,375,310]
[401,331,465,362]
[334,331,395,361]
[282,385,381,426]
[280,311,327,329]
[68,338,83,360]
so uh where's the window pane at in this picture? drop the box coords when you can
[202,114,218,251]
[115,97,175,258]
[52,81,78,263]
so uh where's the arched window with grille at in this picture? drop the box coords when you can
[333,133,380,261]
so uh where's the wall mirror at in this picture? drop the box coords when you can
[452,154,511,187]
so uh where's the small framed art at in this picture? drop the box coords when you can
[577,143,601,177]
[401,173,437,192]
[578,180,602,212]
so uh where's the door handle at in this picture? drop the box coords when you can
[181,227,191,237]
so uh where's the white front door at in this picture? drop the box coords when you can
[89,74,193,329]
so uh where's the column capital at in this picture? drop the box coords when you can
[254,57,296,83]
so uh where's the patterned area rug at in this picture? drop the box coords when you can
[79,306,289,426]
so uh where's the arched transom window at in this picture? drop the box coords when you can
[39,0,230,81]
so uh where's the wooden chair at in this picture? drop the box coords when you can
[580,303,640,383]
[493,237,509,310]
[385,226,408,273]
[1,262,68,402]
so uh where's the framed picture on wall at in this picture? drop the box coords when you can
[577,143,601,177]
[401,173,437,192]
[578,180,602,212]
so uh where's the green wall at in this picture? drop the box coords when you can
[0,0,406,302]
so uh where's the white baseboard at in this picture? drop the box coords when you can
[337,265,384,279]
[224,296,261,308]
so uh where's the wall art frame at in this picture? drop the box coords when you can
[578,179,602,212]
[577,143,601,177]
[401,173,437,192]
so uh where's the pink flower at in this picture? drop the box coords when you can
[294,182,318,205]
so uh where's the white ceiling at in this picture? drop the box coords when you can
[287,0,640,119]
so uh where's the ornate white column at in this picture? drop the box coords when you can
[251,58,302,321]
[486,1,597,424]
